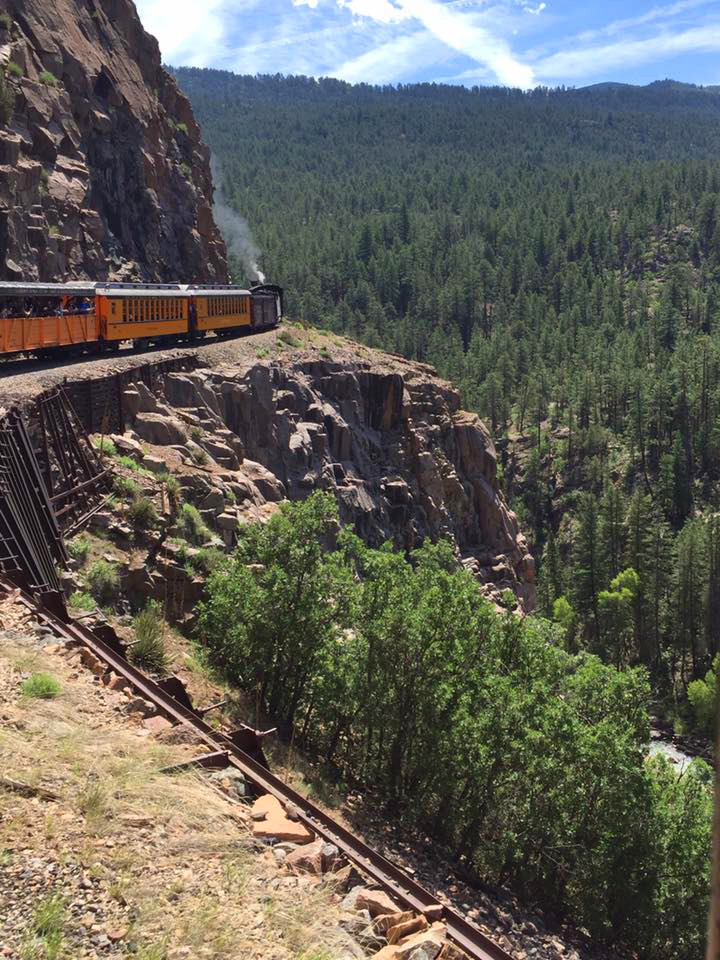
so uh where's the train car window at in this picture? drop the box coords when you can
[122,300,127,322]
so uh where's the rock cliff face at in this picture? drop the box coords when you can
[119,345,535,609]
[0,0,227,282]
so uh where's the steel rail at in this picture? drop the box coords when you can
[0,577,513,960]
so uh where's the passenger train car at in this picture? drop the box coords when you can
[0,281,283,359]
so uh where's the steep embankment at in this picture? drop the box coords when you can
[49,326,534,609]
[0,0,226,282]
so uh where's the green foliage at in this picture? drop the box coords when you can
[0,66,14,124]
[92,437,117,457]
[185,546,224,576]
[86,559,119,604]
[113,474,140,500]
[68,590,95,612]
[129,602,169,673]
[198,493,711,956]
[189,426,204,442]
[176,70,720,709]
[0,12,12,30]
[277,328,301,348]
[66,535,90,566]
[115,454,149,474]
[180,502,210,543]
[6,61,22,78]
[175,121,188,135]
[20,673,60,699]
[21,893,66,959]
[38,70,59,87]
[128,496,158,532]
[191,448,208,466]
[687,656,718,735]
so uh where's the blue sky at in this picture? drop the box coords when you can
[135,0,720,89]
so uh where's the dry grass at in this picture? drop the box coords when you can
[0,635,358,960]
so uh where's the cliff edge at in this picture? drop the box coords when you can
[0,0,227,282]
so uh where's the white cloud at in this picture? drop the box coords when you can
[338,0,409,23]
[293,0,320,7]
[335,0,533,86]
[336,30,438,82]
[135,0,231,64]
[537,23,720,81]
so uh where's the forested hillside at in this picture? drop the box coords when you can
[174,68,720,732]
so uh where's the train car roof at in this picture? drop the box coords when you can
[0,281,97,297]
[0,281,261,298]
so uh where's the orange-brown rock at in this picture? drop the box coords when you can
[355,888,402,918]
[373,911,415,936]
[250,794,313,845]
[0,0,226,282]
[387,914,428,944]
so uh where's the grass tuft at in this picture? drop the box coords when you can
[86,559,119,604]
[113,474,140,500]
[180,503,210,543]
[20,673,61,699]
[66,535,90,566]
[128,496,158,532]
[21,893,66,959]
[68,590,95,612]
[129,602,169,673]
[38,70,59,87]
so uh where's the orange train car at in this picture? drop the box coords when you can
[0,281,283,358]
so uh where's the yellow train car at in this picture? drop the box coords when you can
[192,288,251,334]
[96,284,189,346]
[0,280,283,359]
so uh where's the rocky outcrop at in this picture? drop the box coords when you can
[0,0,227,281]
[121,351,535,609]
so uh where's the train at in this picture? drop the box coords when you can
[0,281,283,359]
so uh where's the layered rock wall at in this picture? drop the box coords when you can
[121,351,535,609]
[0,0,227,281]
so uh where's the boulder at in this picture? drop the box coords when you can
[355,888,402,918]
[250,794,313,844]
[133,413,188,446]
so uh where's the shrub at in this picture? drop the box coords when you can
[180,502,210,543]
[38,70,59,87]
[278,328,301,348]
[115,454,149,474]
[6,60,22,78]
[0,67,13,123]
[21,673,61,699]
[688,657,718,735]
[0,12,11,30]
[66,535,90,566]
[113,474,140,500]
[197,492,713,957]
[186,546,224,576]
[191,448,208,466]
[128,496,157,532]
[86,559,119,604]
[157,472,181,511]
[176,121,188,135]
[189,426,204,442]
[93,436,117,457]
[68,590,95,612]
[130,602,169,673]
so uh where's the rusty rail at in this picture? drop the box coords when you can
[0,575,513,960]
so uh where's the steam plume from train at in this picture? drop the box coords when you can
[211,156,265,284]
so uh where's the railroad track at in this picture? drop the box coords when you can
[0,575,514,960]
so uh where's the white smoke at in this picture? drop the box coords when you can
[211,156,265,284]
